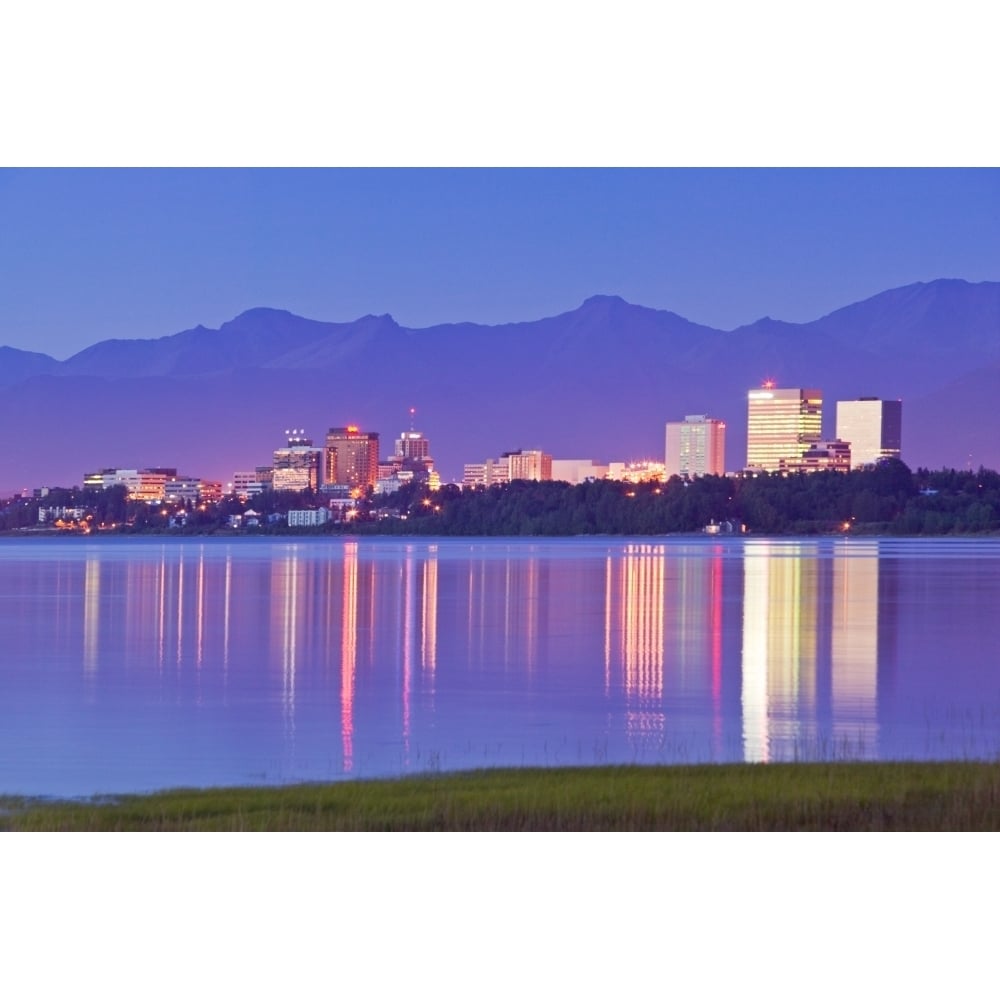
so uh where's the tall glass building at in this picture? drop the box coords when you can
[746,385,823,472]
[272,430,322,492]
[835,398,902,469]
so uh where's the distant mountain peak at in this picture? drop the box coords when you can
[580,294,630,308]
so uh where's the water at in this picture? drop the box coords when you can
[2,535,999,796]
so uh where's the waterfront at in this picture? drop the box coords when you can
[2,536,999,797]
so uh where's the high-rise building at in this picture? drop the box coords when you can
[324,426,379,490]
[395,430,430,462]
[665,414,726,478]
[272,430,322,492]
[746,384,823,471]
[835,398,902,469]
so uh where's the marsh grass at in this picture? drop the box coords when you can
[4,761,1000,831]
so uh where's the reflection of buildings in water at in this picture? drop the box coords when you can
[270,549,305,740]
[401,545,442,759]
[334,542,439,771]
[341,542,358,772]
[664,550,726,703]
[606,545,665,700]
[830,542,879,758]
[402,547,415,754]
[664,549,727,754]
[123,552,167,672]
[83,555,100,680]
[176,549,185,666]
[421,547,438,677]
[158,552,167,670]
[501,554,540,673]
[741,543,820,762]
[195,546,205,670]
[464,550,540,672]
[223,553,232,675]
[605,545,666,743]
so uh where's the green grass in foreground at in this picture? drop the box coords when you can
[4,762,1000,831]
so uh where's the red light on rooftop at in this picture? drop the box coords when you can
[762,379,776,389]
[347,424,359,433]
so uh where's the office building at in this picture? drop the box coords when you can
[463,449,552,487]
[506,449,552,482]
[232,472,265,499]
[272,429,322,492]
[746,384,822,472]
[324,426,380,490]
[835,398,902,469]
[779,440,851,473]
[82,467,177,501]
[395,430,431,463]
[381,425,436,486]
[665,414,726,478]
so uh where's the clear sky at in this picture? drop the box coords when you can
[1,168,997,359]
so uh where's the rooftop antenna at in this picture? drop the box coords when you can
[409,406,416,433]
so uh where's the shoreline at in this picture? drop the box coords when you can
[3,527,1000,541]
[5,761,1000,831]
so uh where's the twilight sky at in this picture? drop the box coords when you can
[0,167,997,359]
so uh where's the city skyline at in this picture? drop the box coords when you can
[23,374,907,504]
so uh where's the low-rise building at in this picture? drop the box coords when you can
[779,439,851,473]
[287,508,331,527]
[551,459,609,484]
[607,460,666,483]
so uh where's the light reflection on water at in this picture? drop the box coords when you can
[1,536,999,796]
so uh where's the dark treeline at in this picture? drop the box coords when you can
[3,461,999,536]
[361,461,1000,536]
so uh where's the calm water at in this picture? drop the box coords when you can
[2,535,999,796]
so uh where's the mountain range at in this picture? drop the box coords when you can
[1,278,997,492]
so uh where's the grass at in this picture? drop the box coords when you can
[4,761,1000,831]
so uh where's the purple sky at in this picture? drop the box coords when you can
[1,168,997,359]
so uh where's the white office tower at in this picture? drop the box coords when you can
[835,398,902,469]
[665,415,726,478]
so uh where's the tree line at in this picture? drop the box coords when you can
[362,461,1000,536]
[3,461,999,536]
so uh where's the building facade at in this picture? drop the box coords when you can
[324,426,380,490]
[395,430,430,463]
[607,460,665,483]
[272,430,322,492]
[463,458,509,488]
[82,467,177,501]
[746,385,823,472]
[506,449,552,482]
[287,507,331,527]
[550,459,609,484]
[779,439,851,473]
[835,398,902,469]
[665,414,726,478]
